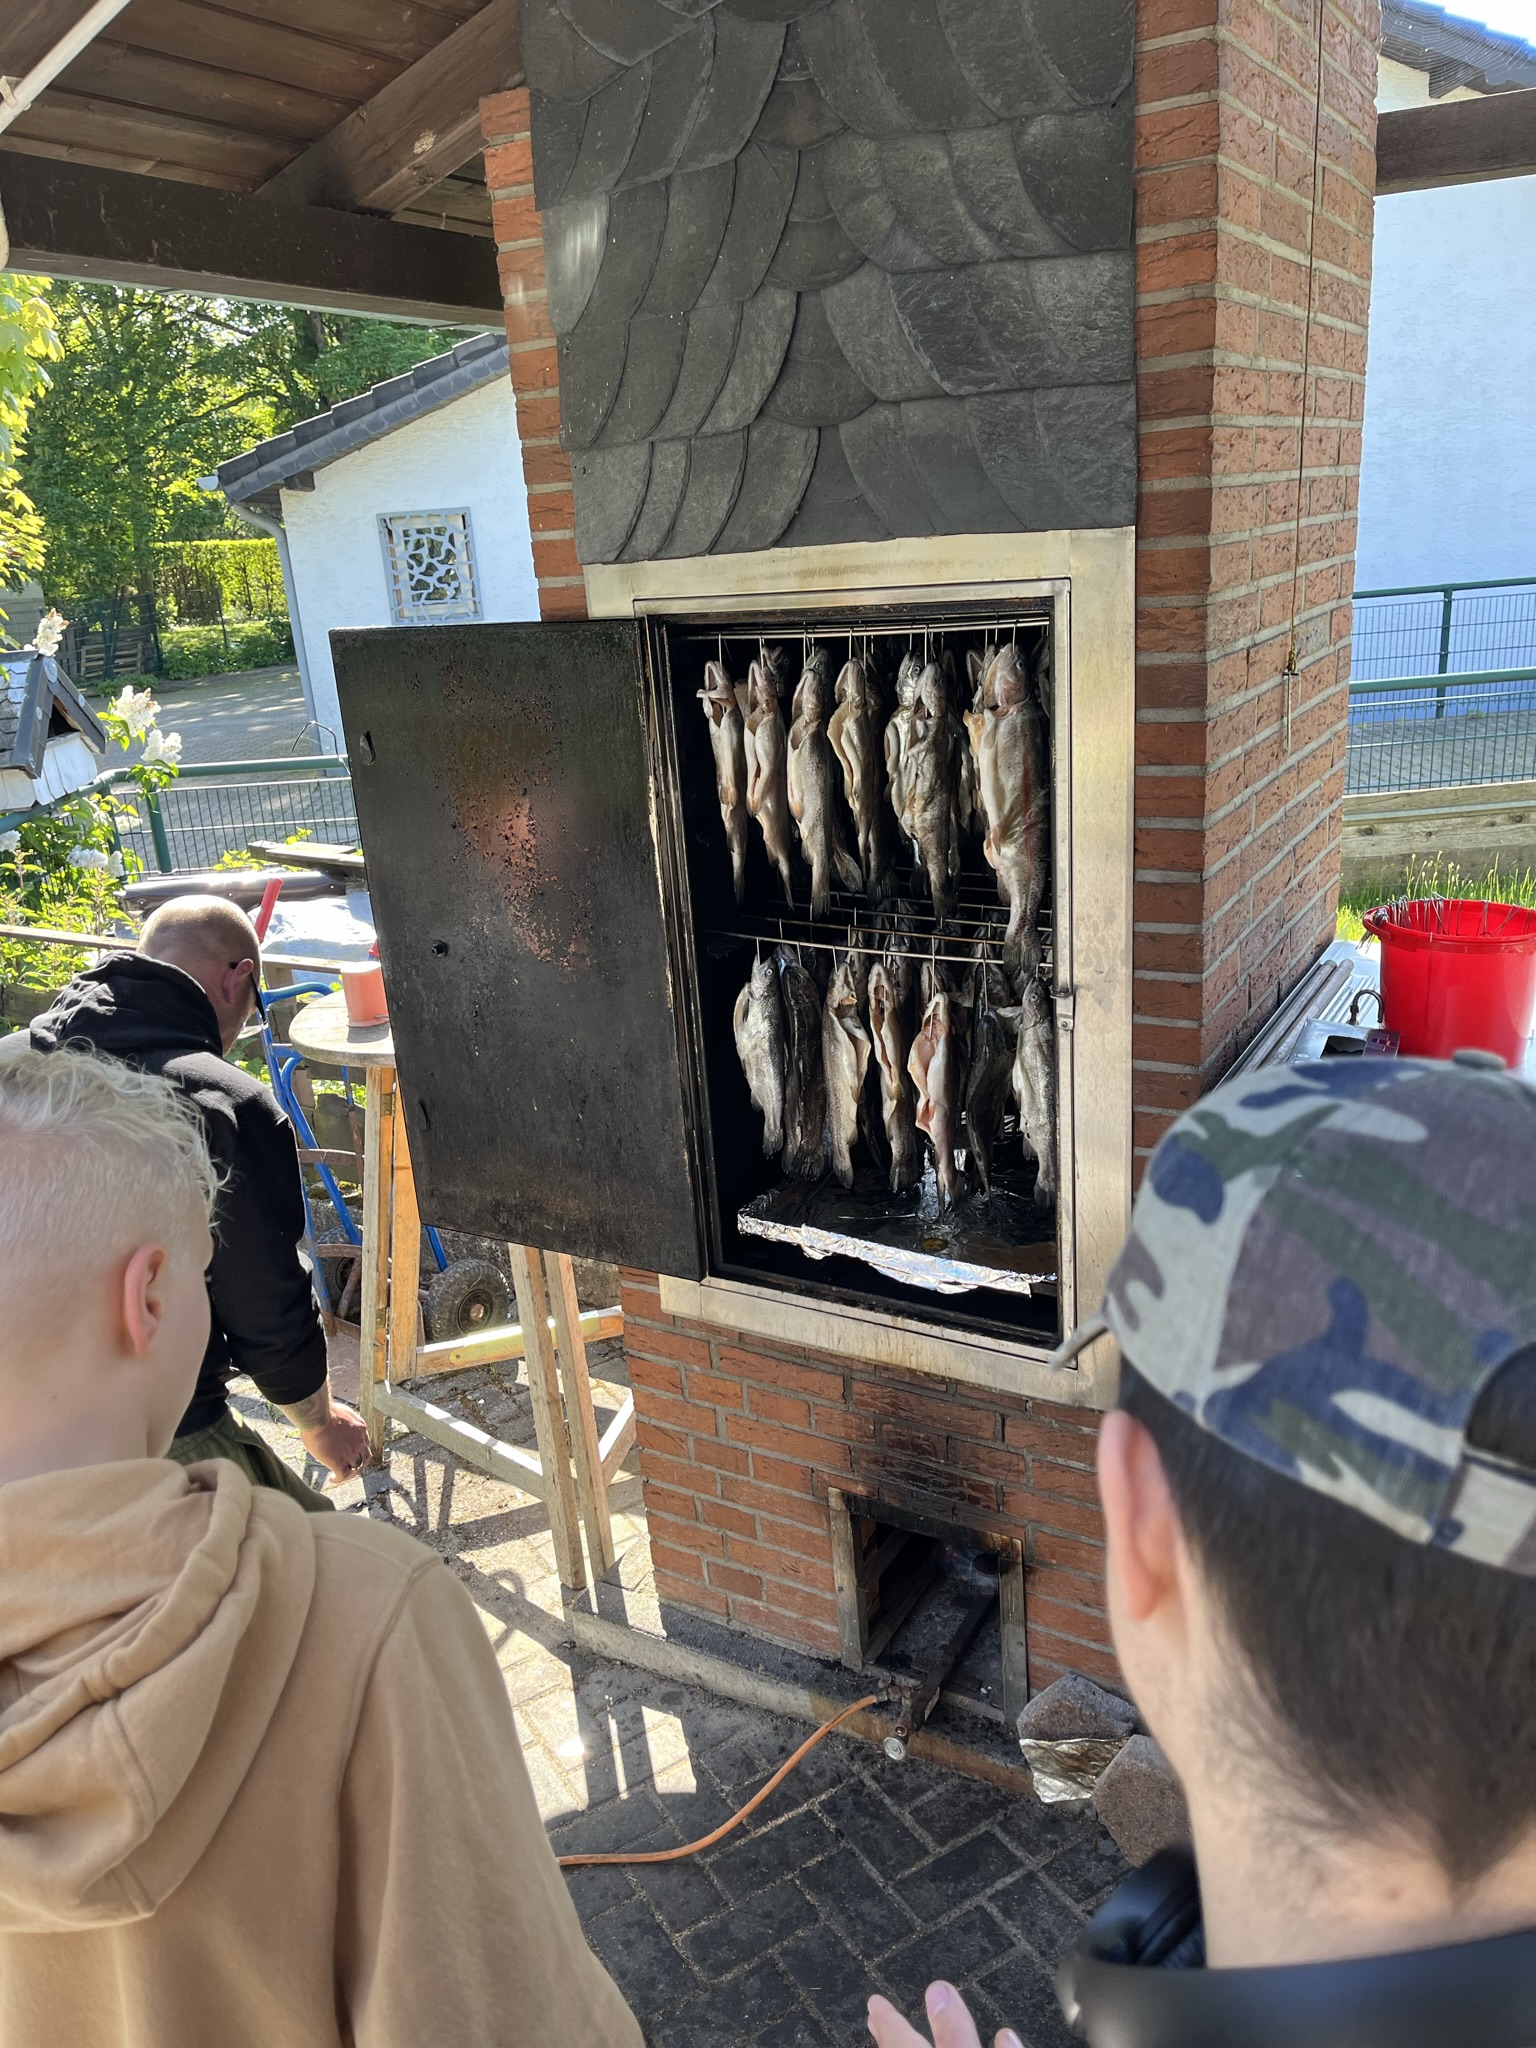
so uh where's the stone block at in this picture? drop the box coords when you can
[1016,1670,1137,1741]
[1092,1734,1191,1867]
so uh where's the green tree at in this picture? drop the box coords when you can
[0,274,61,591]
[20,284,483,602]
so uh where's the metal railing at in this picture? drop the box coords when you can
[1352,576,1536,683]
[107,756,357,872]
[1348,579,1536,793]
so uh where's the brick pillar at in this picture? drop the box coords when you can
[1130,0,1379,1166]
[481,89,587,622]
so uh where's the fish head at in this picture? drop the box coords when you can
[751,954,777,999]
[895,652,923,706]
[833,658,866,709]
[990,643,1031,710]
[915,660,946,718]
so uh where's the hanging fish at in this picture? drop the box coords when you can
[868,959,921,1193]
[787,645,863,916]
[884,652,924,856]
[822,954,872,1188]
[964,1004,1015,1195]
[1012,976,1058,1208]
[699,657,750,903]
[778,949,828,1181]
[828,655,893,901]
[744,646,794,905]
[733,954,786,1158]
[908,989,964,1210]
[964,640,1050,975]
[901,661,971,919]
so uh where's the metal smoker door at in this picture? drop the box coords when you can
[331,620,704,1279]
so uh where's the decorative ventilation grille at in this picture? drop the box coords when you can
[379,511,481,624]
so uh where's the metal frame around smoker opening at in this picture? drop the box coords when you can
[586,530,1134,1413]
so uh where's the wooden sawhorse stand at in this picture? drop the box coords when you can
[286,994,633,1594]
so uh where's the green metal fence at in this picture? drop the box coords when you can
[108,757,357,872]
[1349,579,1536,793]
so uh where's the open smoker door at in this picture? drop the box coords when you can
[331,620,704,1280]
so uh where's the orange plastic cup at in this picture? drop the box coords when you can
[341,961,388,1027]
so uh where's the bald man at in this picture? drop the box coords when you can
[25,894,369,1504]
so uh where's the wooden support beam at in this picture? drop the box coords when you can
[374,1383,546,1496]
[259,0,521,217]
[0,151,503,323]
[549,1252,617,1579]
[509,1245,587,1594]
[405,1307,622,1379]
[358,1070,395,1461]
[598,1393,635,1483]
[1377,88,1536,193]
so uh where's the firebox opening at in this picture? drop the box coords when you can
[830,1489,1029,1737]
[648,600,1062,1348]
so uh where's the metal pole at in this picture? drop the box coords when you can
[145,788,172,873]
[1435,584,1454,719]
[218,497,323,744]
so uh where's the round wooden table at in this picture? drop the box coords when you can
[288,992,411,1456]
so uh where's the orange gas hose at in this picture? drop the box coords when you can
[557,1693,882,1869]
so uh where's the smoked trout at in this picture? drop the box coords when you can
[1012,976,1057,1208]
[828,655,892,900]
[787,645,863,916]
[745,647,794,904]
[699,658,750,902]
[963,1003,1015,1194]
[733,954,786,1158]
[822,954,873,1187]
[779,949,828,1180]
[964,641,1049,974]
[901,661,971,919]
[884,652,924,855]
[868,959,921,1192]
[908,989,964,1209]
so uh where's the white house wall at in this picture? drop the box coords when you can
[1357,74,1536,591]
[279,376,537,747]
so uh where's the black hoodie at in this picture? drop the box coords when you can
[29,953,328,1434]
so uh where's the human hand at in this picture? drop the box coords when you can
[299,1401,371,1481]
[868,1982,1022,2048]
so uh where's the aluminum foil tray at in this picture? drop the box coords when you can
[737,1166,1057,1298]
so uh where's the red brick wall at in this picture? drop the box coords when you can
[622,1273,1115,1689]
[1132,0,1379,1164]
[482,0,1381,1682]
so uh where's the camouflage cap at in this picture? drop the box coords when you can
[1057,1056,1536,1574]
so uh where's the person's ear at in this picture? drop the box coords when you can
[120,1244,168,1355]
[1098,1408,1182,1623]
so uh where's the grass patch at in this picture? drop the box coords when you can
[1337,854,1536,942]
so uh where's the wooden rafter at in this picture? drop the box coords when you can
[1377,87,1536,193]
[259,0,520,215]
[0,151,503,323]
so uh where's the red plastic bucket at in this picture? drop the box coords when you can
[1361,898,1536,1064]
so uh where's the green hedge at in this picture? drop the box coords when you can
[159,618,295,680]
[153,539,286,626]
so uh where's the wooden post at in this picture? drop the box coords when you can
[827,1487,867,1671]
[999,1541,1030,1724]
[508,1244,586,1594]
[548,1251,617,1579]
[389,1105,422,1386]
[358,1067,396,1460]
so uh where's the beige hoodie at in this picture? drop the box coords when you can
[0,1459,643,2048]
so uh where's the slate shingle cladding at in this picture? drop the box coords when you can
[523,0,1135,563]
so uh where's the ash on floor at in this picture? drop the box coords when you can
[226,1358,1124,2046]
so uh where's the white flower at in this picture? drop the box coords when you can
[107,850,125,876]
[67,846,110,870]
[111,684,159,741]
[0,830,20,851]
[26,609,67,659]
[141,728,182,766]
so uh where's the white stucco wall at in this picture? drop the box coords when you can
[1356,70,1536,590]
[278,375,537,747]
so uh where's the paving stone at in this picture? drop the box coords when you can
[586,1894,700,2019]
[901,1831,1023,1924]
[681,1878,822,1979]
[651,1959,802,2048]
[755,2012,835,2048]
[876,1901,1011,2008]
[972,1943,1078,2048]
[868,1756,954,1810]
[903,1773,1013,1848]
[706,1807,839,1901]
[561,1860,637,1918]
[995,1793,1092,1867]
[697,1729,776,1791]
[778,1920,881,2028]
[548,1787,675,1856]
[630,1853,731,1933]
[987,1870,1086,1967]
[1038,1832,1126,1910]
[819,1778,932,1877]
[798,1843,917,1956]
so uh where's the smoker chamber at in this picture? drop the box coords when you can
[645,601,1061,1348]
